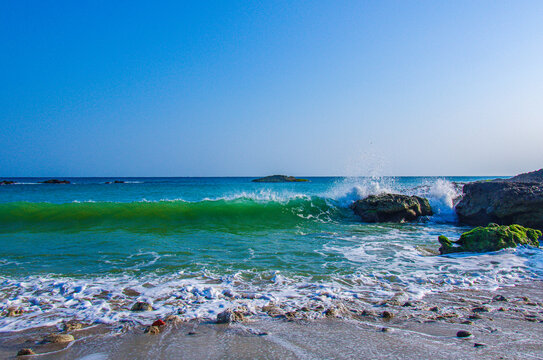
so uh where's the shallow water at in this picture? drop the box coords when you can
[1,176,541,331]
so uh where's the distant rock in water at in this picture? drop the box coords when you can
[438,223,541,254]
[350,193,433,223]
[0,180,15,185]
[252,175,309,183]
[114,180,125,183]
[455,169,543,229]
[41,179,70,184]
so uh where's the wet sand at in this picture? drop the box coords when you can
[2,281,542,359]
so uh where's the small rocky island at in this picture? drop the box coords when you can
[252,175,309,183]
[41,179,71,184]
[0,180,16,185]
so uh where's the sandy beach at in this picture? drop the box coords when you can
[2,280,542,359]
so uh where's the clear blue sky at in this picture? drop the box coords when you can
[1,1,542,176]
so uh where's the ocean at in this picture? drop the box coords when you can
[1,176,542,331]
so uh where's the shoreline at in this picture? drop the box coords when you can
[2,280,542,359]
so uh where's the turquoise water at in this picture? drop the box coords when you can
[0,176,541,330]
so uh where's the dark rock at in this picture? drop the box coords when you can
[429,306,439,312]
[381,311,394,320]
[123,288,140,297]
[402,301,413,307]
[456,330,472,338]
[350,194,433,222]
[131,301,152,311]
[474,343,486,348]
[41,179,70,184]
[455,169,543,229]
[114,180,125,183]
[17,348,35,356]
[252,175,309,183]
[216,309,244,324]
[472,306,490,313]
[0,180,15,185]
[492,295,508,302]
[438,224,541,254]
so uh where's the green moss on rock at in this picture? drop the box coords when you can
[439,223,541,254]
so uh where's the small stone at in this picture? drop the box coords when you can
[17,348,35,356]
[429,306,439,312]
[187,332,197,336]
[381,311,394,320]
[381,327,391,333]
[62,321,83,332]
[468,314,482,320]
[456,330,472,338]
[497,307,506,312]
[402,301,413,307]
[461,320,473,325]
[324,308,338,318]
[131,302,152,312]
[164,315,183,323]
[152,319,166,327]
[7,307,24,317]
[43,334,75,343]
[145,326,160,335]
[361,309,377,317]
[492,295,507,302]
[123,288,141,297]
[216,309,244,324]
[474,343,486,348]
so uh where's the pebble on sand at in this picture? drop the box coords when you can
[131,302,153,311]
[456,330,472,338]
[43,334,75,343]
[145,326,160,335]
[17,348,35,356]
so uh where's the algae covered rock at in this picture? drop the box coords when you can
[438,224,541,254]
[350,194,433,222]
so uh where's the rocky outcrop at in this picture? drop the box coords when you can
[41,179,70,184]
[438,223,541,254]
[252,175,309,183]
[0,180,15,185]
[455,169,543,229]
[350,194,433,222]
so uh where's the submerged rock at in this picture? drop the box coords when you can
[252,175,309,183]
[438,224,541,254]
[455,169,543,229]
[41,179,70,184]
[350,194,433,222]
